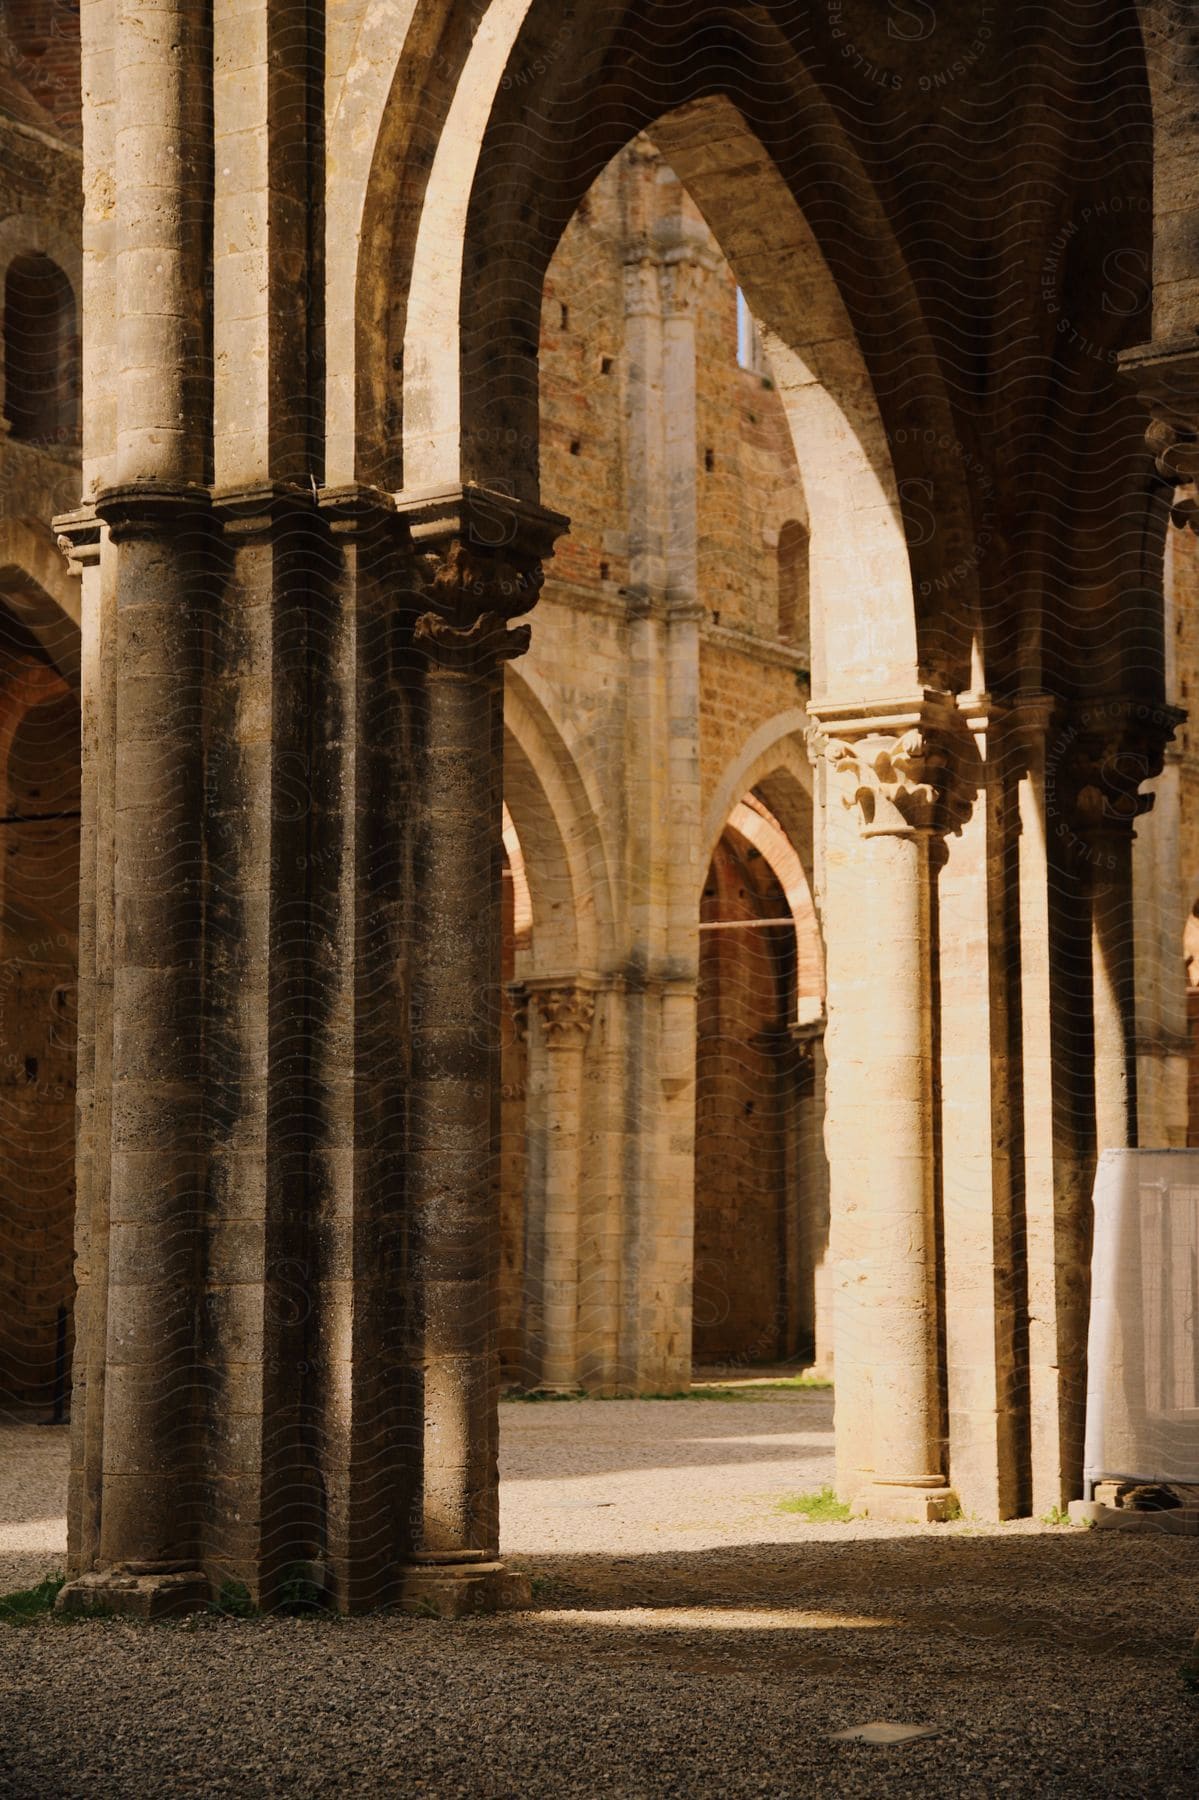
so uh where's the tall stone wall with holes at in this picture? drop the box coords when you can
[537,141,811,838]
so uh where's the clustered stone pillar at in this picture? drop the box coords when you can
[96,490,209,1577]
[71,0,212,1598]
[811,697,960,1521]
[397,487,567,1614]
[616,165,708,1393]
[527,981,596,1392]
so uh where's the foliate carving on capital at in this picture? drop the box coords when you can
[413,540,543,669]
[821,728,953,837]
[1119,341,1199,533]
[506,982,530,1047]
[413,607,532,669]
[418,538,544,626]
[1144,420,1199,532]
[530,984,596,1049]
[1048,699,1184,838]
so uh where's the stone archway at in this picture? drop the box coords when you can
[499,668,615,1393]
[52,0,1183,1622]
[694,793,830,1376]
[351,4,963,1545]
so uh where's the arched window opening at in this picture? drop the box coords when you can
[777,518,809,647]
[3,253,79,449]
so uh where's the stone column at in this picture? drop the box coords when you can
[1132,529,1188,1147]
[89,488,210,1588]
[809,696,959,1521]
[616,162,708,1392]
[395,486,566,1615]
[1058,701,1183,1153]
[54,1,213,1612]
[788,1018,830,1372]
[53,509,106,1575]
[937,694,1024,1519]
[526,981,596,1391]
[1012,697,1092,1516]
[1021,696,1181,1510]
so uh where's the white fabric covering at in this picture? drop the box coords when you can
[1084,1149,1199,1488]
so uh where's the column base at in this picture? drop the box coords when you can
[396,1561,532,1619]
[862,1484,959,1524]
[55,1569,210,1620]
[1068,1499,1199,1535]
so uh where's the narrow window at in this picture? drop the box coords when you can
[736,288,760,371]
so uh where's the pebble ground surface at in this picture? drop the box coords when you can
[1,1389,1196,1798]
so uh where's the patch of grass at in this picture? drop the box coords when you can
[941,1497,965,1523]
[502,1388,586,1402]
[649,1379,830,1402]
[503,1377,831,1404]
[641,1388,730,1401]
[277,1564,326,1616]
[0,1574,64,1625]
[1041,1504,1072,1527]
[776,1486,852,1523]
[210,1579,258,1620]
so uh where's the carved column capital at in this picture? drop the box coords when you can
[1047,696,1184,840]
[528,981,597,1050]
[394,483,569,672]
[807,694,972,839]
[53,504,102,575]
[1119,339,1199,532]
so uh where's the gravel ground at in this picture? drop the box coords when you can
[1,1394,1196,1798]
